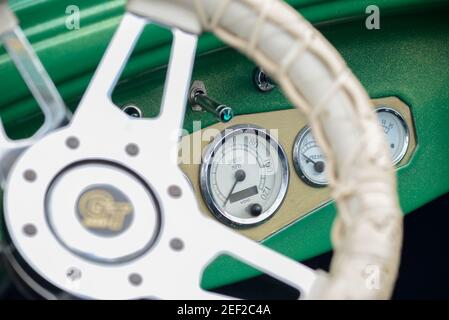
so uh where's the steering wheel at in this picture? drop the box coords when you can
[0,0,403,299]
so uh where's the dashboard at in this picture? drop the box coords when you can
[180,97,416,241]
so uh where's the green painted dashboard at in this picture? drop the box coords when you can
[1,0,449,290]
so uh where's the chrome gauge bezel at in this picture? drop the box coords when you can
[375,107,410,165]
[200,124,289,228]
[292,126,328,188]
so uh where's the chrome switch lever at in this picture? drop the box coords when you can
[189,80,234,123]
[0,1,70,186]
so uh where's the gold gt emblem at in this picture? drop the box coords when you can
[78,189,133,231]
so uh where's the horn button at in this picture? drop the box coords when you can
[45,162,160,264]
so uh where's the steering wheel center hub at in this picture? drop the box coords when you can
[76,185,134,237]
[45,162,160,264]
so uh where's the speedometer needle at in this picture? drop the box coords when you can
[223,169,246,207]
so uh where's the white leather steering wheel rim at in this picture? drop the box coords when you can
[128,0,404,299]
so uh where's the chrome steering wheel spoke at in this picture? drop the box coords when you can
[0,7,70,186]
[72,13,147,128]
[203,220,317,297]
[73,12,197,146]
[1,27,69,136]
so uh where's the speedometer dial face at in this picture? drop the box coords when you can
[200,125,289,228]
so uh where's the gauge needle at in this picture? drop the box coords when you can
[302,154,325,173]
[223,169,246,207]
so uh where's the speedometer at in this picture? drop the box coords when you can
[200,125,289,228]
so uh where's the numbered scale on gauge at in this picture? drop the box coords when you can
[293,108,410,187]
[200,125,289,228]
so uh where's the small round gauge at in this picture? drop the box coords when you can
[293,108,410,187]
[200,125,289,228]
[292,127,328,188]
[376,107,409,165]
